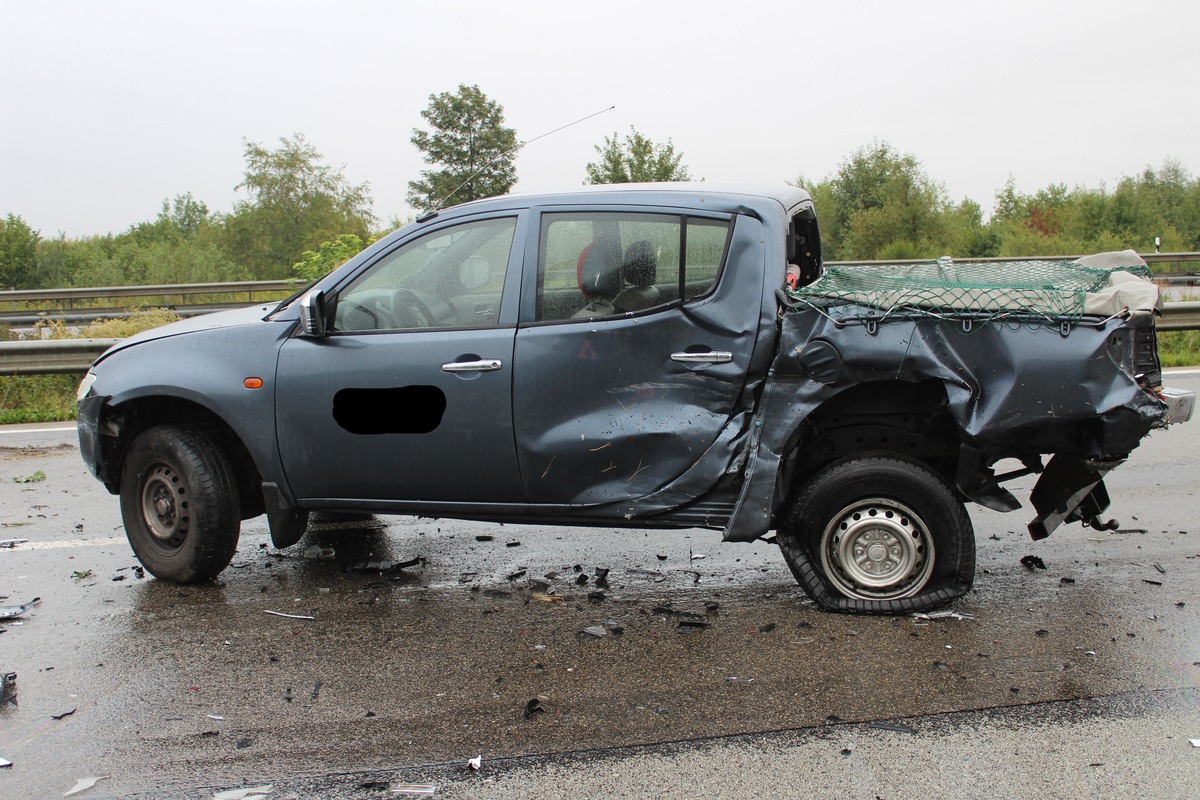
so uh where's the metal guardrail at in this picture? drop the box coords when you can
[0,280,298,306]
[2,305,1197,376]
[0,338,121,376]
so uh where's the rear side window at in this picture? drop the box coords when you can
[536,212,731,322]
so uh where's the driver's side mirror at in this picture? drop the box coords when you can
[298,290,328,337]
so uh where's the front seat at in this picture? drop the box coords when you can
[613,240,660,312]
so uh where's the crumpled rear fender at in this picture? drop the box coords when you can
[724,309,1164,542]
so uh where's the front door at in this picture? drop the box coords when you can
[275,214,525,503]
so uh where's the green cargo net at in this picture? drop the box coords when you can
[786,256,1153,324]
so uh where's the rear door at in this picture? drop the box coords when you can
[512,208,766,504]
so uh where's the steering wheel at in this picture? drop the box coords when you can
[393,288,435,328]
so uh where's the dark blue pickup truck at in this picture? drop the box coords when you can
[76,184,1193,613]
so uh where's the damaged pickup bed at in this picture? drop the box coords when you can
[75,184,1194,613]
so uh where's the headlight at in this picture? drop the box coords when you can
[76,372,98,402]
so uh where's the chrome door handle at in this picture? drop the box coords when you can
[441,359,503,373]
[670,351,733,364]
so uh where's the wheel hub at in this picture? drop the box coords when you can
[140,463,189,546]
[819,498,935,600]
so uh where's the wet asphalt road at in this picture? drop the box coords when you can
[1,370,1198,799]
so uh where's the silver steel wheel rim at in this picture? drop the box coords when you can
[140,462,189,548]
[818,498,934,600]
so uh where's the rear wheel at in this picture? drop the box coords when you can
[119,425,240,583]
[778,456,974,614]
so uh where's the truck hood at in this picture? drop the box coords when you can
[96,304,280,363]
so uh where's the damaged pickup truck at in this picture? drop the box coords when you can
[76,185,1194,613]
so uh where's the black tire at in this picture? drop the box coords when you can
[778,456,975,614]
[119,425,240,583]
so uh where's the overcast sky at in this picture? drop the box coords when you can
[2,0,1197,237]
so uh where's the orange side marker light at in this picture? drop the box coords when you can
[244,377,264,389]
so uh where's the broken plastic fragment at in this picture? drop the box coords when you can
[1020,555,1047,570]
[264,610,315,620]
[910,610,975,621]
[0,757,10,768]
[51,707,77,720]
[467,755,482,770]
[1190,739,1200,748]
[301,545,335,560]
[0,597,41,620]
[64,776,109,796]
[212,787,273,800]
[391,786,436,796]
[1,672,15,707]
[531,593,563,604]
[0,538,28,548]
[351,558,424,573]
[580,625,607,638]
[523,697,548,720]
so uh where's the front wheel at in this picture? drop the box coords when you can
[778,456,975,614]
[119,425,241,583]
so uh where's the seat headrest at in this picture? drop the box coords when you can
[577,239,622,299]
[622,240,657,288]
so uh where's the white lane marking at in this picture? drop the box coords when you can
[1164,368,1200,375]
[8,536,127,550]
[0,425,76,436]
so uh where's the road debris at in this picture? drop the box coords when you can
[759,623,777,633]
[690,553,707,560]
[505,569,527,581]
[505,541,521,548]
[51,707,77,720]
[1142,579,1163,586]
[13,470,46,483]
[523,697,548,720]
[1060,577,1076,584]
[311,680,323,699]
[1189,739,1200,748]
[467,755,482,771]
[301,545,335,560]
[531,593,563,604]
[0,757,10,768]
[580,625,608,638]
[391,786,436,796]
[677,619,710,632]
[64,776,109,796]
[474,535,493,542]
[725,676,754,684]
[1035,629,1050,638]
[263,610,315,620]
[0,597,40,620]
[212,787,273,800]
[1020,555,1047,570]
[911,610,975,621]
[0,539,28,548]
[1,672,15,706]
[350,557,423,573]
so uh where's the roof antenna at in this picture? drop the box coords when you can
[429,104,616,213]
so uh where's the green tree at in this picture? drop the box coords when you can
[585,128,693,184]
[225,134,374,279]
[293,234,365,282]
[0,214,41,289]
[407,85,518,213]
